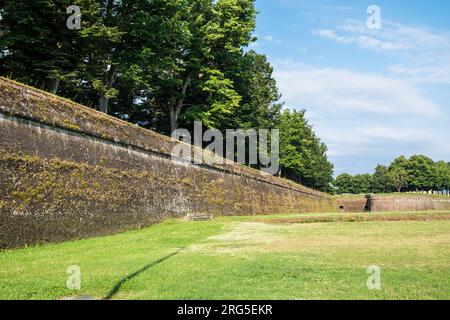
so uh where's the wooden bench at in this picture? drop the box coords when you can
[185,214,214,221]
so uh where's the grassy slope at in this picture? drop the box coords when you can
[1,211,449,300]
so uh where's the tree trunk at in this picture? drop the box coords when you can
[169,73,192,134]
[44,78,60,94]
[98,66,116,114]
[105,0,114,19]
[169,104,178,134]
[99,95,109,114]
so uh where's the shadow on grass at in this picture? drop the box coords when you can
[103,248,184,300]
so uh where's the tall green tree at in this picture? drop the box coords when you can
[352,174,373,194]
[433,161,450,192]
[388,156,409,192]
[105,0,193,130]
[0,0,81,93]
[371,164,393,193]
[232,50,282,130]
[142,0,257,133]
[405,155,435,191]
[334,173,354,194]
[278,110,334,191]
[388,167,408,192]
[76,0,123,113]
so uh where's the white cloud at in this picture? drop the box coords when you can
[313,20,450,83]
[312,28,409,50]
[312,29,354,44]
[360,127,433,142]
[272,61,448,174]
[357,35,410,51]
[263,35,283,44]
[273,61,441,116]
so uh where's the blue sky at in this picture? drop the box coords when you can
[253,0,450,175]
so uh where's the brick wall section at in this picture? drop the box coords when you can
[337,197,369,212]
[0,77,336,248]
[370,196,450,212]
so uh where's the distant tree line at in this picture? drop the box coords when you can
[334,155,450,195]
[0,0,334,192]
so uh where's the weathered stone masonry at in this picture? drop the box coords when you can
[0,77,336,248]
[336,195,450,213]
[369,196,450,212]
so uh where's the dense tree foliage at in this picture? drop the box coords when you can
[0,0,81,93]
[334,173,372,194]
[278,110,333,192]
[334,155,450,195]
[371,165,392,193]
[334,173,354,194]
[0,0,334,191]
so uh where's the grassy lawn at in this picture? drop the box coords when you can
[1,211,449,300]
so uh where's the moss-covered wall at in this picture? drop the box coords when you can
[0,78,336,248]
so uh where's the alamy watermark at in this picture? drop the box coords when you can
[66,5,81,30]
[366,265,381,290]
[66,265,81,290]
[367,5,382,30]
[171,122,280,175]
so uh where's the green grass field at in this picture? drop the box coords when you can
[1,211,449,300]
